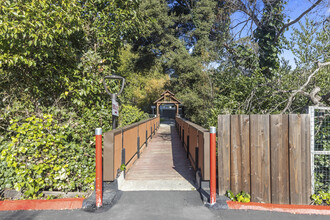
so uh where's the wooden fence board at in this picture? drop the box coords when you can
[250,115,271,203]
[230,115,242,195]
[301,114,311,204]
[270,115,289,204]
[217,113,311,205]
[240,115,250,194]
[203,131,210,180]
[289,114,303,204]
[218,115,231,195]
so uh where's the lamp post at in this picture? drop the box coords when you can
[103,75,125,129]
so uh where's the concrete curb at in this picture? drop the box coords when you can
[227,201,330,215]
[0,198,84,211]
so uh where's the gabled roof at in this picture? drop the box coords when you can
[154,90,181,104]
[161,90,175,96]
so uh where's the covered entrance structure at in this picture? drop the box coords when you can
[154,90,181,118]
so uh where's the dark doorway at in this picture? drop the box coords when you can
[160,104,177,119]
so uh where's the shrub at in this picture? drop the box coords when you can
[1,114,96,199]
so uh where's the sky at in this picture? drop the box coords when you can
[230,0,329,69]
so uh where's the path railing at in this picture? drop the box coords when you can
[175,117,210,180]
[103,116,160,181]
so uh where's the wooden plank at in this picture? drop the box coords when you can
[203,131,210,180]
[289,114,303,204]
[103,131,115,181]
[114,132,123,178]
[270,115,289,204]
[218,115,230,195]
[240,115,250,194]
[305,115,311,204]
[250,115,271,203]
[301,114,311,204]
[230,115,241,195]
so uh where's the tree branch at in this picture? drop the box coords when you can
[281,61,330,113]
[275,0,323,41]
[233,0,262,29]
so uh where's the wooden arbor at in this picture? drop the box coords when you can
[154,90,181,116]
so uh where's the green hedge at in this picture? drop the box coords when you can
[0,104,148,199]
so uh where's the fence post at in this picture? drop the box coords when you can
[210,126,216,205]
[95,128,103,208]
[146,129,148,147]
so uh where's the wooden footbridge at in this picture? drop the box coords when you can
[101,91,318,206]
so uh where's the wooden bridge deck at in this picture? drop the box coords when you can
[120,120,196,191]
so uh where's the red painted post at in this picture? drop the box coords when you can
[95,128,102,208]
[210,126,216,205]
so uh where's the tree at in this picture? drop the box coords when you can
[227,0,324,77]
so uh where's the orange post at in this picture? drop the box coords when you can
[210,127,216,205]
[95,128,102,208]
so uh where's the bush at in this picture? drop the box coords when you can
[0,102,149,199]
[119,104,149,127]
[1,114,95,199]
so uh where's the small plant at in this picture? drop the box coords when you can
[225,190,251,203]
[311,191,330,206]
[120,164,126,171]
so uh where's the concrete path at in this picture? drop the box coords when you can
[120,120,196,191]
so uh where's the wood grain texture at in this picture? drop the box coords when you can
[289,114,303,204]
[240,115,250,194]
[218,115,231,195]
[270,115,289,204]
[301,114,311,204]
[230,115,242,195]
[250,115,271,203]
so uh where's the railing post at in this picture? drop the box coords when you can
[95,128,103,208]
[150,126,152,139]
[137,136,140,158]
[146,129,148,147]
[210,126,216,205]
[187,135,190,159]
[195,147,199,170]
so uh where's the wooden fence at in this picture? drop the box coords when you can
[103,116,160,181]
[176,117,210,180]
[218,114,311,205]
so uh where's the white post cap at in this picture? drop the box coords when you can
[210,126,216,134]
[95,128,102,135]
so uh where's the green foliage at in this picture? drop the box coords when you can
[254,0,285,77]
[120,164,126,172]
[311,191,330,206]
[119,104,149,127]
[1,114,95,198]
[0,0,147,199]
[225,190,251,203]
